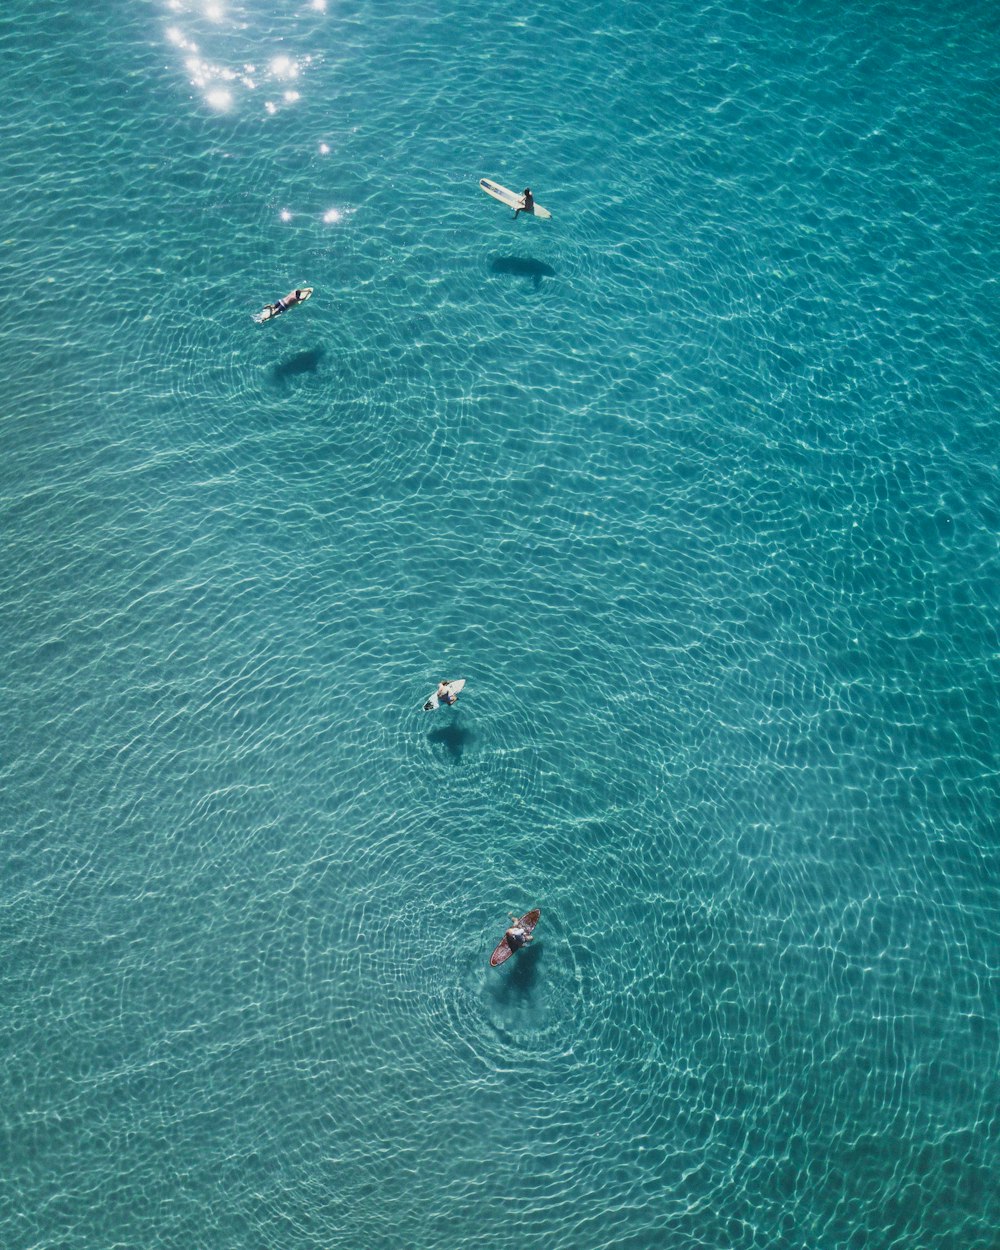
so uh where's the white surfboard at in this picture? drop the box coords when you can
[479,178,552,220]
[423,678,466,711]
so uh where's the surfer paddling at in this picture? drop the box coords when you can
[512,188,535,220]
[256,287,312,323]
[490,908,541,966]
[504,915,533,952]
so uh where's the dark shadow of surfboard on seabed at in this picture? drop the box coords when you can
[427,721,475,763]
[489,257,556,289]
[269,345,325,387]
[491,941,543,999]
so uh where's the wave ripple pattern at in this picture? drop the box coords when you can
[1,2,998,1250]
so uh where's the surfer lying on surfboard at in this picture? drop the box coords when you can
[504,915,534,952]
[490,909,540,966]
[254,287,312,324]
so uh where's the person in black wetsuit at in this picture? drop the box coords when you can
[512,188,534,220]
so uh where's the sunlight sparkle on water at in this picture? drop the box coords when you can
[270,55,298,80]
[206,88,232,110]
[166,26,196,52]
[323,208,342,224]
[162,6,315,116]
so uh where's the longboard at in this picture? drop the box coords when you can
[479,178,552,220]
[253,287,313,324]
[490,908,541,968]
[423,678,465,712]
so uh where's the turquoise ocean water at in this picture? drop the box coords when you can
[2,2,998,1247]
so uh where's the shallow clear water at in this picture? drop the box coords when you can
[1,2,998,1248]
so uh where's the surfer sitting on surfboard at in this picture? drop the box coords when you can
[422,678,465,711]
[504,915,533,952]
[513,188,534,220]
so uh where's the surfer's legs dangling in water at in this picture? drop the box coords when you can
[512,188,534,220]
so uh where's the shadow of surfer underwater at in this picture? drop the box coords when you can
[492,940,543,997]
[269,345,326,386]
[490,256,556,289]
[426,721,475,762]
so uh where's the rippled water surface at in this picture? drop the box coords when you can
[2,2,998,1248]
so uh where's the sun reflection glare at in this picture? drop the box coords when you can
[270,55,297,80]
[166,26,197,51]
[162,2,322,116]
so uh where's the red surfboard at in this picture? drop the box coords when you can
[490,908,541,968]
